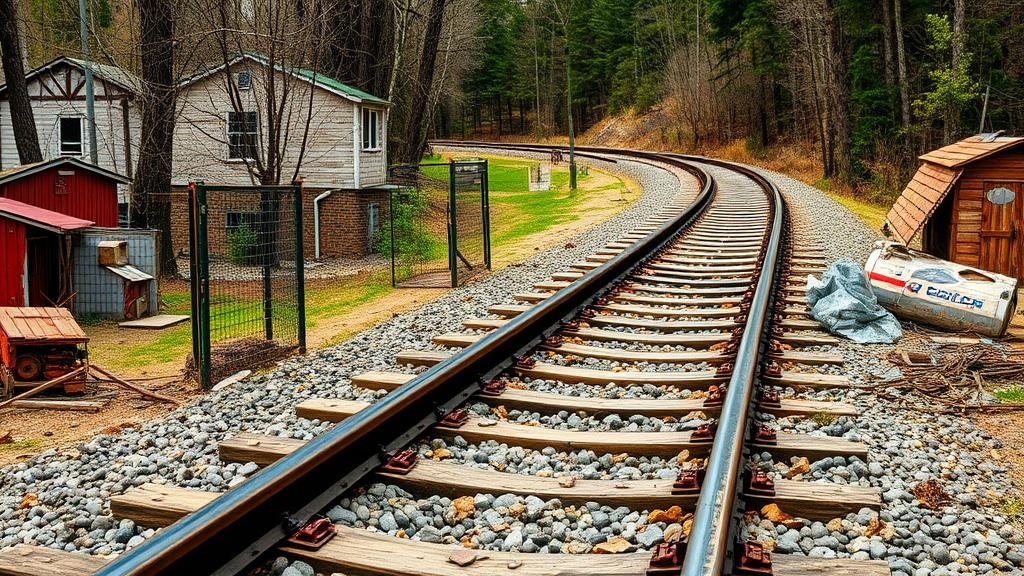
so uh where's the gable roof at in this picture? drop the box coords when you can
[885,134,1024,243]
[0,157,130,187]
[179,52,389,106]
[918,135,1024,168]
[0,197,94,234]
[0,56,140,97]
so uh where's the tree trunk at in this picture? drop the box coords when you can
[0,0,43,164]
[822,0,852,180]
[947,0,966,142]
[880,0,895,91]
[132,0,177,275]
[401,0,446,163]
[893,0,913,164]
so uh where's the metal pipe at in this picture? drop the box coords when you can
[313,189,337,259]
[77,0,98,165]
[95,148,716,576]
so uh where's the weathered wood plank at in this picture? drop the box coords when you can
[110,483,218,528]
[755,481,880,520]
[613,293,742,306]
[596,303,740,318]
[541,342,725,364]
[295,398,370,421]
[753,433,868,461]
[564,327,730,347]
[766,371,851,389]
[286,524,890,576]
[586,314,738,332]
[219,432,306,466]
[0,545,109,576]
[351,371,416,391]
[434,418,707,457]
[396,350,451,367]
[771,351,844,365]
[518,362,723,388]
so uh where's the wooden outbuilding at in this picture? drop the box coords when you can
[885,134,1024,280]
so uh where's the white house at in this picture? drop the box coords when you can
[1,54,393,258]
[0,57,141,177]
[173,52,390,189]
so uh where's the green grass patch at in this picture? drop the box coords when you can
[826,192,888,232]
[810,411,837,427]
[0,438,41,452]
[995,386,1024,403]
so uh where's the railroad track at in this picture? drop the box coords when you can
[0,144,889,576]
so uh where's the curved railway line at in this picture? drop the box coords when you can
[2,144,890,576]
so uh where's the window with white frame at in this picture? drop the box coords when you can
[227,111,258,160]
[361,108,380,150]
[59,117,83,155]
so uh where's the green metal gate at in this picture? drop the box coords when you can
[187,181,306,388]
[384,160,491,288]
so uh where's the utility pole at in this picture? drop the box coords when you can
[78,0,98,164]
[566,47,576,189]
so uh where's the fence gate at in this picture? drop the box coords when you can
[385,160,491,288]
[187,182,306,388]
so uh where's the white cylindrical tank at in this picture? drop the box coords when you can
[864,241,1018,337]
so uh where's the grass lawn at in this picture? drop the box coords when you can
[826,192,888,233]
[87,155,633,375]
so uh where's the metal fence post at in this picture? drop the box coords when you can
[448,161,458,288]
[293,182,306,353]
[259,189,274,341]
[389,186,397,287]
[187,182,201,385]
[195,182,212,388]
[481,160,491,270]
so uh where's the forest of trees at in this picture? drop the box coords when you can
[454,0,1024,199]
[2,0,1023,202]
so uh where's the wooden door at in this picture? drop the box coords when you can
[980,182,1024,279]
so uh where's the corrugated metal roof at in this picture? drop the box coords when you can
[0,307,87,342]
[179,52,390,106]
[104,264,154,282]
[0,198,94,234]
[918,135,1024,168]
[0,157,130,186]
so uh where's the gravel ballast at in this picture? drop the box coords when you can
[0,152,694,556]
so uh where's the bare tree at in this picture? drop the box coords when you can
[893,0,912,162]
[132,0,177,274]
[402,0,446,163]
[0,0,42,164]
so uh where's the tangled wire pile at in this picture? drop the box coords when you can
[872,340,1024,412]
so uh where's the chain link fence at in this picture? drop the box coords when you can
[384,160,490,288]
[187,182,306,388]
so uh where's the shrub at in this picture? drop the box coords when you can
[228,223,260,265]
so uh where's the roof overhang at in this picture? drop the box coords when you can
[0,198,94,234]
[0,157,130,187]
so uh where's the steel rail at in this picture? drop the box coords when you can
[439,141,786,575]
[95,147,716,576]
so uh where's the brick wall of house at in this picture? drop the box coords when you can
[158,187,388,263]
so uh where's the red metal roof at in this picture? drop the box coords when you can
[0,197,93,233]
[0,307,87,342]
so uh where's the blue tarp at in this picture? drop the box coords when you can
[805,259,902,344]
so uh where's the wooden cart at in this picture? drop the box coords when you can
[0,307,88,399]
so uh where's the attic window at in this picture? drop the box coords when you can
[237,70,253,90]
[59,117,83,155]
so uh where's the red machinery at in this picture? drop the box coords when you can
[0,307,88,397]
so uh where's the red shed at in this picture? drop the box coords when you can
[0,157,126,227]
[0,198,93,307]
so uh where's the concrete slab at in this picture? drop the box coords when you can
[118,314,190,329]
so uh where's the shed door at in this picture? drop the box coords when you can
[980,181,1024,279]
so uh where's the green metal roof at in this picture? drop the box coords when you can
[244,53,389,105]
